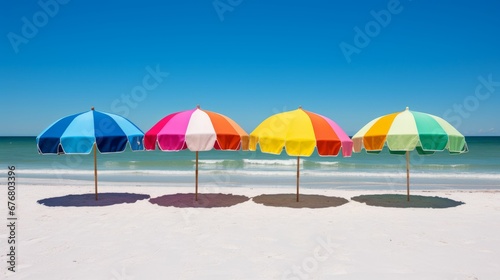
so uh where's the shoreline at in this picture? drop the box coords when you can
[18,175,500,192]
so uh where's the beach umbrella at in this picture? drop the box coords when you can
[352,107,468,201]
[249,107,353,202]
[36,107,144,200]
[144,106,248,201]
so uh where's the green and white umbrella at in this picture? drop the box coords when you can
[352,107,468,200]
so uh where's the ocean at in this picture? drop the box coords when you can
[1,136,499,190]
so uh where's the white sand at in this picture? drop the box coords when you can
[2,180,500,280]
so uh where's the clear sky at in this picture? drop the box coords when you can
[1,0,499,136]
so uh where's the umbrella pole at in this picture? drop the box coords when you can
[406,151,410,202]
[94,143,98,201]
[296,156,300,202]
[195,151,199,201]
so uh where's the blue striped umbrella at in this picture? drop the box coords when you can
[36,107,144,200]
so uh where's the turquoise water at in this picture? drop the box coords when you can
[1,136,499,190]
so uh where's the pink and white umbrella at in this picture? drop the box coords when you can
[145,106,248,200]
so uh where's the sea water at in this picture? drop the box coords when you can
[1,136,499,190]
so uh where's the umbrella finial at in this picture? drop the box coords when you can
[405,106,409,111]
[299,105,302,109]
[91,107,95,111]
[197,104,200,109]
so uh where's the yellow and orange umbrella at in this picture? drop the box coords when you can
[249,107,352,201]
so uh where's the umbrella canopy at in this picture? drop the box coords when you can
[36,107,144,200]
[352,107,468,200]
[144,106,248,200]
[249,107,353,201]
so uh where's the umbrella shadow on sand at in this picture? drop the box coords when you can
[351,194,464,208]
[37,193,151,207]
[253,194,349,209]
[150,193,250,208]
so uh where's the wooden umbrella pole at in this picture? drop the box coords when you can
[406,151,410,202]
[94,143,98,201]
[296,156,300,202]
[195,151,199,201]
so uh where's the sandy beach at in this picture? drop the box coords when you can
[2,179,500,280]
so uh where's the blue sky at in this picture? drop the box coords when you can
[1,0,499,136]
